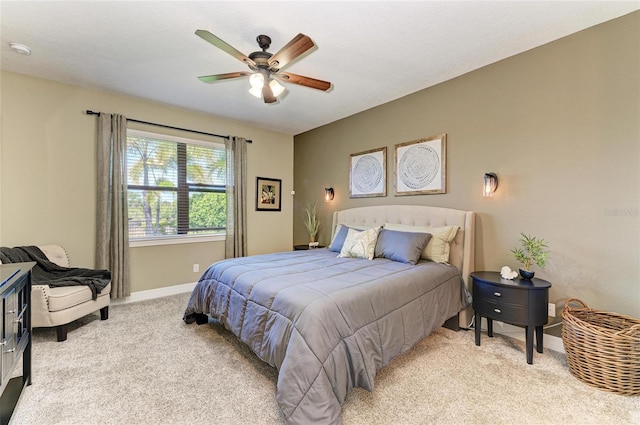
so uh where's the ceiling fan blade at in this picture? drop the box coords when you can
[262,83,277,104]
[198,71,251,83]
[278,72,331,91]
[268,33,314,71]
[195,30,256,68]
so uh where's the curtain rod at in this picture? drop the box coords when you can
[84,110,252,143]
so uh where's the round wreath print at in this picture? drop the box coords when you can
[398,145,440,190]
[352,155,383,193]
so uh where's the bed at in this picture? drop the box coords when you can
[184,205,475,424]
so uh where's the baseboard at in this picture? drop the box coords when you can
[492,322,565,354]
[110,282,197,306]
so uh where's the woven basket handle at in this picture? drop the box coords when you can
[614,323,640,338]
[564,298,589,312]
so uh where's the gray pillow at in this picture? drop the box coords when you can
[328,225,357,252]
[374,229,432,264]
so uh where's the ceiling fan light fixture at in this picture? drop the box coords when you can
[195,30,331,103]
[249,72,264,89]
[248,86,263,98]
[269,79,285,97]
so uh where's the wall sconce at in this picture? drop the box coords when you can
[483,173,498,197]
[324,187,335,202]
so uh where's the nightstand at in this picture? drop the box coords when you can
[293,245,325,250]
[471,271,551,364]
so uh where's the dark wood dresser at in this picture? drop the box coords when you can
[0,262,34,425]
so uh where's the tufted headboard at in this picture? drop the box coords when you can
[332,205,475,327]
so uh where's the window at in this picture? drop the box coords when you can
[126,130,226,242]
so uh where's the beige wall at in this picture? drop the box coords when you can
[294,12,640,317]
[0,71,294,292]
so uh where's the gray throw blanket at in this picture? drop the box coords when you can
[0,246,110,300]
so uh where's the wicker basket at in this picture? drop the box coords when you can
[562,298,640,396]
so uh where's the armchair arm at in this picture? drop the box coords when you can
[31,283,54,327]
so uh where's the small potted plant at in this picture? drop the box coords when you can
[303,203,320,243]
[510,232,550,279]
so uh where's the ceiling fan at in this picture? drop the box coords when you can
[195,30,332,104]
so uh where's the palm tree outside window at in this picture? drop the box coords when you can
[126,130,226,240]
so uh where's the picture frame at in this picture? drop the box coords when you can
[394,134,447,196]
[256,177,282,211]
[349,147,387,198]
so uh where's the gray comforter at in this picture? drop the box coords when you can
[183,248,468,424]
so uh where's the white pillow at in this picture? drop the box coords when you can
[337,226,381,260]
[383,223,459,263]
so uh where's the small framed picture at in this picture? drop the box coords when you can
[256,177,282,211]
[349,147,387,198]
[394,134,447,195]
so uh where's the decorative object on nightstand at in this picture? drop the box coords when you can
[510,232,550,280]
[303,202,320,243]
[500,266,518,280]
[471,271,551,364]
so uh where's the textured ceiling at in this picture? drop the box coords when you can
[1,1,638,135]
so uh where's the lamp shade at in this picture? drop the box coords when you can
[483,173,498,197]
[269,79,285,97]
[249,72,264,89]
[324,187,334,202]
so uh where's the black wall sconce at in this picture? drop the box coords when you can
[324,187,335,202]
[483,173,498,197]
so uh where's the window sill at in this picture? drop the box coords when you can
[130,234,225,248]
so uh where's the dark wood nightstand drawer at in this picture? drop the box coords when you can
[473,281,528,306]
[474,298,529,325]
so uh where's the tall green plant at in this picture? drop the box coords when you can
[511,233,550,271]
[303,203,320,240]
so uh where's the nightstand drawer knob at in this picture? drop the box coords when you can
[493,292,501,297]
[494,308,502,314]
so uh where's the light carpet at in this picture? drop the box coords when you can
[11,293,638,425]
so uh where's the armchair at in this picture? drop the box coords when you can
[31,245,111,341]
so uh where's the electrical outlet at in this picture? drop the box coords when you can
[193,264,200,273]
[548,302,556,317]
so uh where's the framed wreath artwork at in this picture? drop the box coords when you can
[349,147,387,198]
[256,177,282,211]
[394,134,447,196]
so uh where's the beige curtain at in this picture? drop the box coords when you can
[225,136,248,258]
[96,113,130,298]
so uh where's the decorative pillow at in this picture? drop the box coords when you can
[374,229,431,265]
[383,223,459,263]
[328,225,353,252]
[337,227,381,260]
[328,224,380,252]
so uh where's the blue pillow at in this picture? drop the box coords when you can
[374,229,431,265]
[328,225,357,252]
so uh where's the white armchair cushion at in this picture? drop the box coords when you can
[45,283,112,312]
